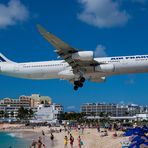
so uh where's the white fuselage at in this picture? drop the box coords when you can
[0,55,148,81]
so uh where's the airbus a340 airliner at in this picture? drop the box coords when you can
[0,25,148,90]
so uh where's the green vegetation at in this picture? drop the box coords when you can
[0,110,4,118]
[62,112,86,122]
[17,106,34,120]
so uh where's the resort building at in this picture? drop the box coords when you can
[19,94,52,108]
[81,103,128,117]
[0,94,56,118]
[35,103,64,122]
[81,103,148,117]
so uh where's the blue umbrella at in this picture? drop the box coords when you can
[123,126,148,147]
[124,127,146,136]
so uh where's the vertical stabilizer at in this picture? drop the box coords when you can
[0,53,14,63]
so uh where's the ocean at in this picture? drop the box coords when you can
[0,132,30,148]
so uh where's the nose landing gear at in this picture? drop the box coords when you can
[73,77,85,91]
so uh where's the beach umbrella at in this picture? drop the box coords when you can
[123,127,147,136]
[123,128,135,136]
[123,126,148,147]
[142,126,148,133]
[129,141,148,148]
[129,134,148,148]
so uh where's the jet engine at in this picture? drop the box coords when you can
[58,70,74,79]
[95,64,115,73]
[90,76,106,82]
[72,51,93,61]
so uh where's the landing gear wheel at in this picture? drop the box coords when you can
[74,85,78,91]
[74,81,79,86]
[80,77,85,83]
[78,83,83,88]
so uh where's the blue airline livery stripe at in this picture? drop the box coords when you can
[0,56,6,62]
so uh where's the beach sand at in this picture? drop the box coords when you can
[0,124,124,148]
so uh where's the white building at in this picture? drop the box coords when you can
[136,114,148,121]
[35,104,63,122]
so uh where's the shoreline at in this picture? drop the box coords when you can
[0,123,124,148]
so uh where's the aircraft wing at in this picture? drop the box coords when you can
[37,24,99,74]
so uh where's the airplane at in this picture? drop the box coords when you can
[0,24,148,90]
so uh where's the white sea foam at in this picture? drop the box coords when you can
[7,133,16,137]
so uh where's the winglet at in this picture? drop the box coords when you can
[36,24,47,36]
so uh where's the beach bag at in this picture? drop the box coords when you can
[80,140,84,145]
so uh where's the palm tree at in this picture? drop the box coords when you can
[0,110,5,118]
[17,106,29,120]
[28,108,34,118]
[11,111,14,117]
[17,106,25,120]
[99,112,105,117]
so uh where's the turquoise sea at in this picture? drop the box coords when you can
[0,132,30,148]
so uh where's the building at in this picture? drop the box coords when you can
[0,97,32,117]
[81,103,148,118]
[127,104,148,116]
[0,94,53,118]
[81,103,128,117]
[35,104,64,122]
[127,104,141,116]
[19,94,52,108]
[136,114,148,121]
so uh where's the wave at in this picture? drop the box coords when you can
[7,133,16,138]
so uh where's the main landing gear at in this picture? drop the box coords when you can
[73,77,85,91]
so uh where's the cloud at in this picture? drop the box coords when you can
[77,0,130,28]
[94,44,107,57]
[67,106,76,110]
[0,0,29,28]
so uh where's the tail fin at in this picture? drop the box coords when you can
[0,53,14,63]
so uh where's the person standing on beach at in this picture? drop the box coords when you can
[64,136,68,148]
[30,139,37,148]
[42,130,45,144]
[42,130,45,136]
[69,134,74,148]
[50,133,54,146]
[37,136,45,148]
[77,136,83,148]
[50,133,54,141]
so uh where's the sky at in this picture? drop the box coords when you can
[0,0,148,111]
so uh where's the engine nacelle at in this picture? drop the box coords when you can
[95,64,115,73]
[58,70,74,79]
[90,77,106,82]
[72,51,93,61]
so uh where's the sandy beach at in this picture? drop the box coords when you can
[0,123,125,148]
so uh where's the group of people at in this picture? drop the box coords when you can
[29,126,85,148]
[30,130,54,148]
[64,134,83,148]
[30,136,45,148]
